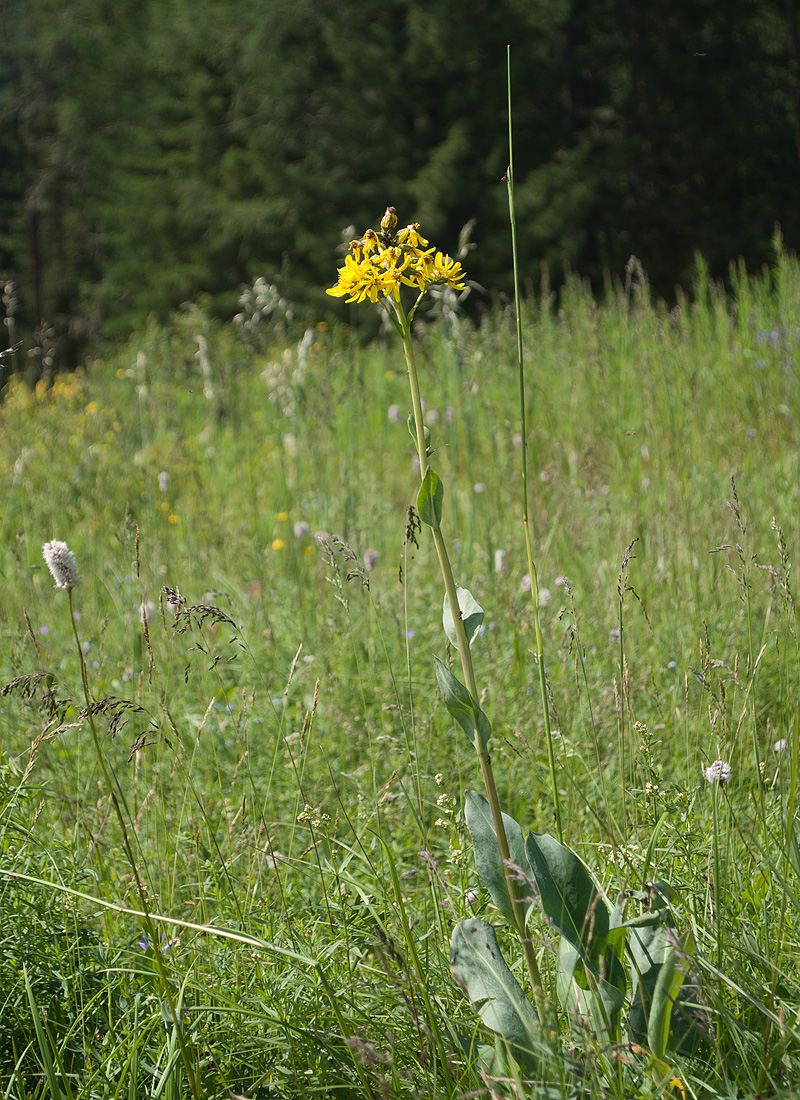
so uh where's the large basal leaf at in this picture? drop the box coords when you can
[647,929,695,1059]
[558,939,626,1035]
[628,915,676,1048]
[434,657,491,750]
[417,468,443,529]
[443,586,484,651]
[628,917,701,1057]
[450,918,540,1074]
[464,791,536,925]
[524,831,610,966]
[456,1036,507,1080]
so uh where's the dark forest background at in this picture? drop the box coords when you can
[1,0,799,368]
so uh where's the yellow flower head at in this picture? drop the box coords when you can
[429,251,466,289]
[362,229,379,254]
[327,210,467,307]
[396,223,429,251]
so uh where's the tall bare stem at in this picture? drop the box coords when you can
[506,48,563,844]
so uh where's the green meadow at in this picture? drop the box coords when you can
[2,249,800,1098]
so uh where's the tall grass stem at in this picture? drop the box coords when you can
[68,590,202,1100]
[506,47,563,844]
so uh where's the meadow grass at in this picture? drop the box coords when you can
[1,250,800,1098]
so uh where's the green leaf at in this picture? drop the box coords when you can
[456,1036,506,1078]
[417,468,443,529]
[450,918,540,1074]
[558,939,626,1034]
[645,928,695,1058]
[628,912,701,1056]
[443,586,484,650]
[407,414,431,452]
[464,791,536,925]
[24,963,73,1100]
[627,915,675,1040]
[524,832,609,965]
[434,657,491,750]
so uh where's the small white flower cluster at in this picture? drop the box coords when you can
[297,803,330,828]
[42,540,81,591]
[446,846,468,869]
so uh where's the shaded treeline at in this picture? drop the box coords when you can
[1,0,799,371]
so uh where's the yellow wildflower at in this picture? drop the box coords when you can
[327,254,369,301]
[327,211,467,307]
[362,229,379,255]
[397,223,429,251]
[402,249,436,292]
[430,251,467,289]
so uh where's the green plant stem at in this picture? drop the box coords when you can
[710,781,723,974]
[506,52,563,844]
[396,304,545,1007]
[68,590,203,1100]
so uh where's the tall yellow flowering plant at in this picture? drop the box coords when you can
[327,207,696,1089]
[328,208,546,1009]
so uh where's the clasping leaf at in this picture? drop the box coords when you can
[464,791,537,924]
[417,468,443,529]
[443,585,484,650]
[434,658,491,750]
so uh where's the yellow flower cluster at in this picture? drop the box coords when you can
[327,207,467,306]
[2,372,85,415]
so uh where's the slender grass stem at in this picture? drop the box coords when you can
[710,781,724,975]
[506,47,563,844]
[68,590,202,1100]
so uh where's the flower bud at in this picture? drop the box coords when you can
[381,206,398,234]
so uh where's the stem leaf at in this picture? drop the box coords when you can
[464,791,536,925]
[434,657,491,750]
[443,586,484,650]
[417,468,443,529]
[407,414,431,452]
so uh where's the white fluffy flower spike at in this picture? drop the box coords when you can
[42,540,81,591]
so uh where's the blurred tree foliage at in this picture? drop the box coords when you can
[1,0,799,369]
